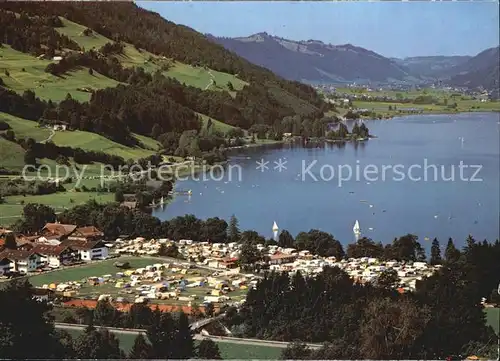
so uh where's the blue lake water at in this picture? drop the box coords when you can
[154,112,500,249]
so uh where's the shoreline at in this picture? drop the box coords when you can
[359,108,500,121]
[2,111,496,225]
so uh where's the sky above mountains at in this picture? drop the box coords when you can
[138,1,499,59]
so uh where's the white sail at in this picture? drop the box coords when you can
[353,220,361,233]
[160,196,164,204]
[272,221,279,241]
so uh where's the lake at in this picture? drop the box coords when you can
[154,112,500,249]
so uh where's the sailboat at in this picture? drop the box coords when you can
[272,221,279,241]
[160,196,164,205]
[353,220,361,234]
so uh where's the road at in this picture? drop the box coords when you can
[189,313,226,331]
[54,323,322,349]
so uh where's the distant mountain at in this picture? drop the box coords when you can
[445,47,499,93]
[393,56,471,77]
[208,32,417,84]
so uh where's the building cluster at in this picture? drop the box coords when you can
[164,241,440,292]
[0,224,441,292]
[0,223,109,275]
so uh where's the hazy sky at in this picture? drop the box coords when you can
[137,1,499,59]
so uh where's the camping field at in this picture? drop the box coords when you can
[28,257,158,286]
[24,254,249,309]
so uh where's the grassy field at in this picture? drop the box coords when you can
[0,191,114,226]
[114,43,249,96]
[352,99,500,118]
[197,113,237,134]
[51,130,158,160]
[55,17,113,50]
[165,61,248,94]
[134,133,161,152]
[0,111,159,161]
[337,87,452,100]
[0,158,117,227]
[0,112,51,142]
[332,85,500,118]
[0,44,120,102]
[28,257,158,286]
[63,328,281,359]
[25,255,246,306]
[0,138,25,170]
[485,307,499,335]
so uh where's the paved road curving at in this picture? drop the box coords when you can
[54,322,322,349]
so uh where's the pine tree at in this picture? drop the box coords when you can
[129,333,152,359]
[430,238,442,265]
[147,309,175,358]
[4,233,17,249]
[445,238,461,264]
[174,312,194,359]
[227,214,240,242]
[278,230,294,248]
[197,339,222,359]
[0,280,65,359]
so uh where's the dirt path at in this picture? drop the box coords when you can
[41,129,55,143]
[204,70,215,90]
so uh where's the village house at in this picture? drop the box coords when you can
[64,239,109,261]
[31,244,79,268]
[0,257,12,275]
[67,226,104,242]
[0,250,43,274]
[38,223,77,243]
[207,257,239,269]
[268,253,297,265]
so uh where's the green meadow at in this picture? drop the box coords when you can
[0,45,120,102]
[51,130,158,160]
[54,17,113,50]
[62,328,282,359]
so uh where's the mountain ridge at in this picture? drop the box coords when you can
[207,32,415,84]
[208,32,499,92]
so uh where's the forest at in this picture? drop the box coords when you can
[0,2,325,107]
[0,3,329,152]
